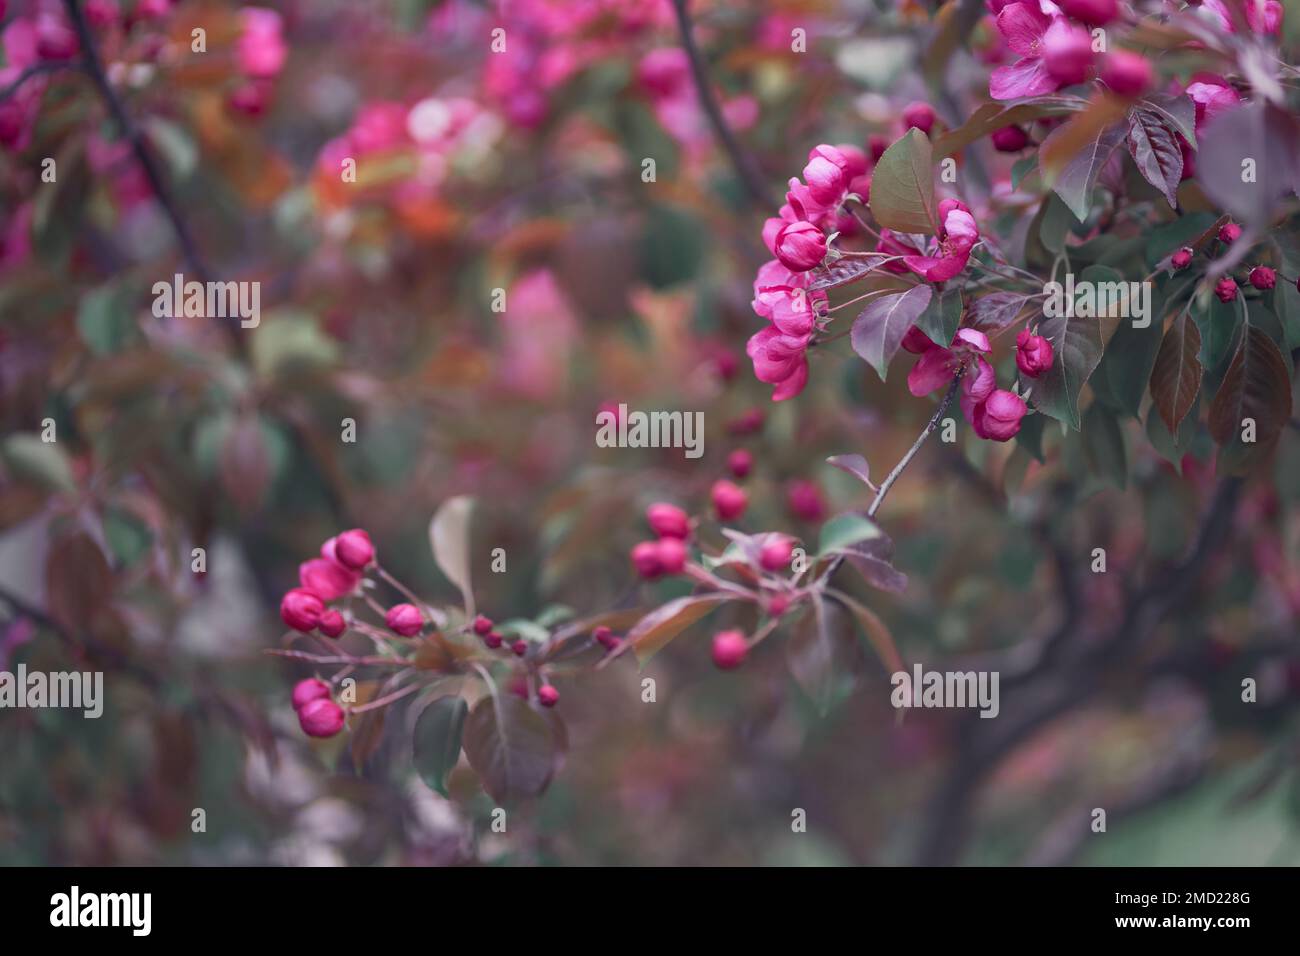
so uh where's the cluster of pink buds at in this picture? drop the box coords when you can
[228,7,289,117]
[630,503,692,579]
[1171,222,1292,303]
[904,327,1034,441]
[278,529,379,638]
[291,678,345,738]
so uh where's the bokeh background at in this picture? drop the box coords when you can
[1,0,1298,866]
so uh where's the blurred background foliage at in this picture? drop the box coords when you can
[0,0,1298,865]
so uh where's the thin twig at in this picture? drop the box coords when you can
[670,0,771,207]
[0,60,82,102]
[868,369,964,518]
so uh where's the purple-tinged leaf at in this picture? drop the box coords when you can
[850,284,933,381]
[1127,110,1183,208]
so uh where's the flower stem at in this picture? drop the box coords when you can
[868,369,964,518]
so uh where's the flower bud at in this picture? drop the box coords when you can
[280,588,324,632]
[802,148,848,206]
[976,390,1028,441]
[537,684,560,707]
[711,630,749,670]
[1214,277,1238,303]
[654,537,688,576]
[759,536,795,572]
[1171,247,1193,270]
[727,449,754,478]
[1100,51,1152,97]
[299,556,359,602]
[1042,23,1094,85]
[774,220,827,273]
[473,614,494,635]
[786,480,826,523]
[711,480,749,521]
[768,594,790,617]
[318,609,346,638]
[334,529,375,569]
[1249,266,1276,290]
[594,625,619,649]
[646,503,691,539]
[1015,330,1055,378]
[385,603,424,637]
[484,631,504,649]
[631,540,663,579]
[511,640,528,657]
[291,678,330,711]
[1219,222,1242,244]
[902,101,936,135]
[298,698,345,738]
[991,125,1030,152]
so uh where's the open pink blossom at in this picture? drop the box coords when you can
[902,199,979,283]
[971,389,1028,440]
[907,327,991,396]
[747,326,811,401]
[989,2,1063,101]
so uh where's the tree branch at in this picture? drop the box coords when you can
[869,369,964,518]
[0,60,82,102]
[670,0,771,208]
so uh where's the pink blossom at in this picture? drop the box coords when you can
[959,356,997,426]
[747,326,811,401]
[903,198,980,283]
[1100,51,1152,97]
[637,47,690,97]
[1186,80,1240,133]
[774,220,828,272]
[298,699,345,738]
[1041,20,1094,85]
[299,551,361,602]
[908,327,992,397]
[902,101,937,135]
[786,479,826,522]
[989,3,1063,100]
[237,7,288,79]
[803,144,851,207]
[1245,0,1284,34]
[972,389,1028,441]
[1015,330,1055,377]
[1058,0,1117,25]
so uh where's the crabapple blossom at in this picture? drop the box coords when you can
[473,614,493,635]
[760,536,795,572]
[774,220,827,272]
[1042,21,1095,86]
[538,685,560,707]
[631,541,663,578]
[1215,277,1239,303]
[1100,51,1152,97]
[647,503,691,539]
[1015,330,1055,378]
[385,603,424,636]
[902,102,937,135]
[318,610,346,638]
[298,698,346,738]
[972,390,1029,441]
[1171,247,1193,270]
[711,480,748,521]
[727,449,754,478]
[711,630,749,670]
[1219,222,1242,244]
[903,199,979,283]
[786,480,826,523]
[280,589,324,632]
[907,328,992,397]
[291,678,330,711]
[991,125,1030,152]
[334,529,375,570]
[237,8,288,79]
[654,537,688,575]
[990,3,1067,100]
[1249,266,1276,290]
[1058,0,1117,26]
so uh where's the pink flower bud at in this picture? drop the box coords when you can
[655,537,688,576]
[1042,23,1095,85]
[334,529,374,570]
[646,503,691,539]
[1219,222,1242,244]
[1245,0,1283,34]
[299,557,359,602]
[1100,51,1152,97]
[631,540,663,579]
[991,125,1030,152]
[1171,247,1193,270]
[473,614,494,635]
[1015,330,1055,378]
[511,640,528,657]
[484,631,504,649]
[786,479,826,523]
[869,135,890,162]
[727,449,754,478]
[1249,266,1276,290]
[768,594,790,617]
[35,14,79,60]
[711,480,749,521]
[280,588,324,632]
[774,220,827,273]
[318,609,346,638]
[976,390,1028,441]
[759,536,795,572]
[298,698,345,738]
[594,625,619,649]
[902,102,937,135]
[385,603,423,637]
[1059,0,1118,25]
[85,0,120,27]
[802,148,848,206]
[901,326,937,354]
[1214,277,1238,303]
[291,678,330,711]
[537,684,560,707]
[227,81,272,118]
[711,630,749,670]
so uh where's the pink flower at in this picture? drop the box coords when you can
[989,3,1063,100]
[298,699,346,738]
[908,327,991,396]
[637,47,690,97]
[280,588,324,632]
[1187,80,1240,133]
[786,480,826,522]
[333,529,375,570]
[972,389,1028,441]
[291,678,330,711]
[747,326,811,401]
[647,503,691,539]
[711,480,748,521]
[1214,277,1238,303]
[774,220,827,272]
[1171,247,1193,269]
[1100,51,1152,97]
[1249,266,1276,290]
[727,449,754,478]
[1219,222,1242,244]
[655,537,688,575]
[537,684,560,707]
[902,101,937,135]
[1015,330,1055,377]
[711,630,748,670]
[875,229,920,274]
[318,610,346,638]
[631,541,663,579]
[300,541,361,600]
[803,144,850,207]
[958,357,997,425]
[237,7,288,79]
[34,14,78,60]
[1245,0,1283,34]
[903,198,979,283]
[385,603,424,637]
[1042,20,1094,85]
[759,535,795,572]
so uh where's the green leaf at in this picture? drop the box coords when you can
[1082,403,1128,488]
[1016,411,1047,463]
[429,496,475,616]
[462,695,556,803]
[76,285,137,355]
[250,311,339,378]
[817,512,882,555]
[1048,121,1125,222]
[916,285,961,347]
[1032,310,1104,429]
[869,129,937,235]
[1145,395,1198,471]
[850,284,933,381]
[412,696,467,796]
[1011,155,1039,190]
[1038,193,1074,254]
[1100,310,1165,418]
[1,434,76,494]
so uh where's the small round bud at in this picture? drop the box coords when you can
[631,540,663,579]
[726,449,753,478]
[785,479,826,523]
[1214,277,1239,303]
[594,625,618,649]
[1218,222,1242,244]
[902,101,936,135]
[334,529,374,570]
[291,678,330,711]
[991,125,1029,152]
[768,594,790,617]
[1249,266,1276,290]
[484,631,504,649]
[711,630,749,670]
[298,699,345,738]
[472,614,494,635]
[711,480,748,521]
[646,503,691,539]
[654,537,688,575]
[1099,51,1152,97]
[511,640,529,657]
[537,684,559,707]
[385,603,424,637]
[759,536,795,572]
[1170,247,1193,270]
[280,588,324,632]
[318,609,346,638]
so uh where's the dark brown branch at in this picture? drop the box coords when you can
[670,0,771,208]
[0,60,82,102]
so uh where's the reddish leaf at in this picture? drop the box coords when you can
[1149,311,1202,433]
[1208,326,1292,469]
[1127,110,1183,208]
[462,694,557,802]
